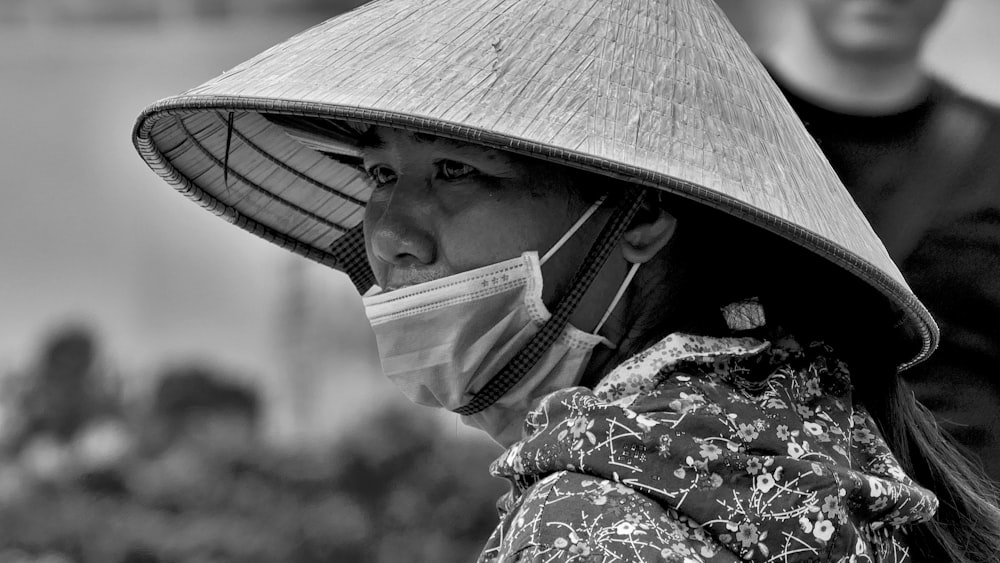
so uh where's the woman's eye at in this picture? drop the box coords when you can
[367,165,397,186]
[439,160,477,180]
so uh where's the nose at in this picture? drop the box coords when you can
[365,180,436,268]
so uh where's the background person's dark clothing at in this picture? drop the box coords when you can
[771,74,1000,482]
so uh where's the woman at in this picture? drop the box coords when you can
[132,0,1000,560]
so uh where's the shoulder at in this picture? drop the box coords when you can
[930,78,1000,131]
[479,470,736,563]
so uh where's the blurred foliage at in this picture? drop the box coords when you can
[0,325,121,455]
[0,325,506,562]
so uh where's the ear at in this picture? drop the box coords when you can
[620,206,676,264]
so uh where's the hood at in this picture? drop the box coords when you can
[491,333,937,561]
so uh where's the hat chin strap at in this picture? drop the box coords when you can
[453,189,646,416]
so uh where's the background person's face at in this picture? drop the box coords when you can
[360,127,605,308]
[803,0,949,61]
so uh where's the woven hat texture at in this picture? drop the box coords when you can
[132,0,937,367]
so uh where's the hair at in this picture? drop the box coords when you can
[634,188,1000,563]
[865,364,1000,562]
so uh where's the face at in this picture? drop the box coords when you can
[802,0,948,61]
[361,127,613,324]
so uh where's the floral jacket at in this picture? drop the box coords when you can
[478,333,938,562]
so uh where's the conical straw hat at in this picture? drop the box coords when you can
[132,0,937,368]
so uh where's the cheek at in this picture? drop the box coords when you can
[803,0,868,35]
[361,202,381,237]
[437,211,534,267]
[803,0,839,24]
[437,198,577,269]
[361,204,384,269]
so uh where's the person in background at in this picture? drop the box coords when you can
[132,0,1000,560]
[739,0,1000,482]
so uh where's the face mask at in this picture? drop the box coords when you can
[362,197,640,445]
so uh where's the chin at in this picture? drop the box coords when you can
[831,31,924,62]
[816,3,939,62]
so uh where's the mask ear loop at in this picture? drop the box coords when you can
[540,195,608,265]
[593,261,641,335]
[454,189,645,417]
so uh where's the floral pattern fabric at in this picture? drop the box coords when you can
[478,333,938,562]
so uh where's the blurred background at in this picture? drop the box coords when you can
[0,1,997,561]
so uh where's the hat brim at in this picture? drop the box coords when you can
[134,97,934,368]
[132,0,938,369]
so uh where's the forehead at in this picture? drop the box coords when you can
[359,126,512,162]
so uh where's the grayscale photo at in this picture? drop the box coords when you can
[1,0,998,561]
